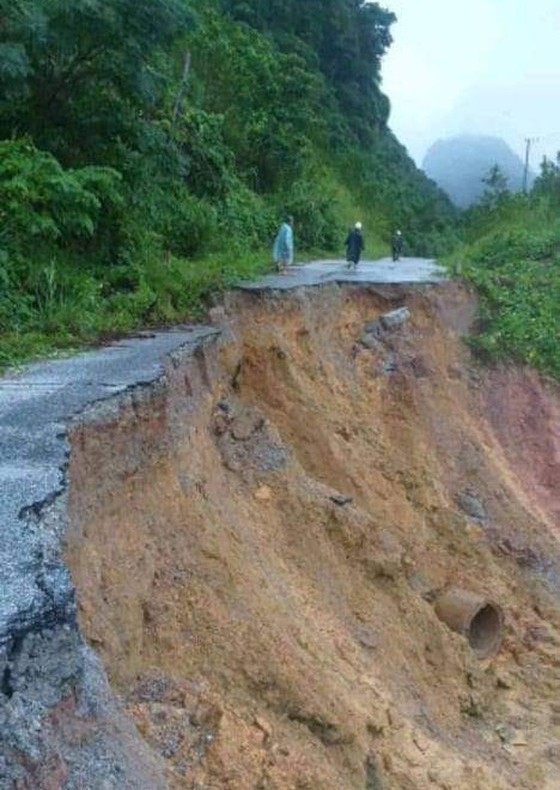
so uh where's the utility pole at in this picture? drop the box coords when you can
[522,137,540,193]
[522,137,531,194]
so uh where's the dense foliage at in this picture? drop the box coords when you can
[449,160,560,378]
[0,0,458,369]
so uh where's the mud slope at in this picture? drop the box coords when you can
[66,282,560,789]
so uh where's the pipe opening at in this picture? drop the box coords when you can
[434,588,504,659]
[468,604,503,658]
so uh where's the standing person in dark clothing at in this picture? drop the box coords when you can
[391,229,403,261]
[345,221,364,269]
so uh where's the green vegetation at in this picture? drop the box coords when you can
[0,0,458,371]
[448,161,560,378]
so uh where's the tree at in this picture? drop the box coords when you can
[532,153,560,207]
[0,0,192,165]
[187,11,328,191]
[0,138,122,261]
[480,165,510,209]
[219,0,395,143]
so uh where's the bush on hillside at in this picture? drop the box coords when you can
[458,213,560,378]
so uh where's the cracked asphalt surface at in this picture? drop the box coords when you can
[238,256,446,290]
[0,328,218,644]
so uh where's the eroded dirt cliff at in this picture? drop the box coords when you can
[65,282,560,789]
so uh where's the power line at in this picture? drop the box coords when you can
[534,131,560,141]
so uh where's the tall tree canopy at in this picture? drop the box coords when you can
[0,0,192,163]
[220,0,395,141]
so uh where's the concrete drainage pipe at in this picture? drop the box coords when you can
[434,588,504,659]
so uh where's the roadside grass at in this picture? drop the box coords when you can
[444,212,560,379]
[0,249,272,375]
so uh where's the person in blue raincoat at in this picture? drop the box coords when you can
[273,215,294,273]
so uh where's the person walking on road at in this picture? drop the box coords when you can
[273,215,294,274]
[391,229,403,261]
[345,221,364,269]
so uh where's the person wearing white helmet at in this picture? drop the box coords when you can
[391,229,403,261]
[345,221,364,269]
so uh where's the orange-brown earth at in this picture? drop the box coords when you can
[65,282,560,789]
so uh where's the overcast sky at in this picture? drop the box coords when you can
[382,0,560,171]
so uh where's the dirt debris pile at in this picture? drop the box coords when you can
[62,282,560,789]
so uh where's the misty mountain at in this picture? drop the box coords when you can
[422,135,533,208]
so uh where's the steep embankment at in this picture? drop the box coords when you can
[63,281,560,789]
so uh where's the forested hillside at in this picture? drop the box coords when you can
[0,0,457,368]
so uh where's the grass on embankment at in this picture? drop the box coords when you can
[445,214,560,379]
[0,249,268,374]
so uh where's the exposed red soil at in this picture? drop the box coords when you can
[65,282,560,789]
[481,366,560,528]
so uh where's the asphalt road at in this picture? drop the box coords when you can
[0,327,219,645]
[239,256,447,291]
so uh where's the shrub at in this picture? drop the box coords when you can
[0,138,122,261]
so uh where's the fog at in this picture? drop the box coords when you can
[382,0,560,171]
